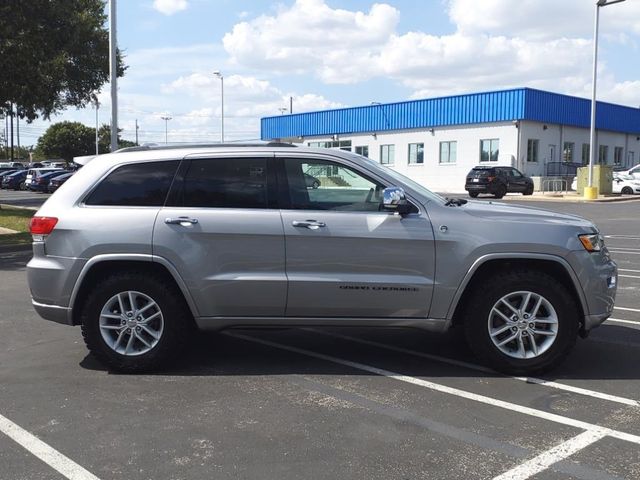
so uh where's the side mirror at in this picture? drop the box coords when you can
[382,187,411,214]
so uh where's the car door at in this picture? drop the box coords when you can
[153,155,287,317]
[508,168,527,192]
[278,154,435,318]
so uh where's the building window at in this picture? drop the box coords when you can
[308,140,352,149]
[526,139,539,163]
[614,147,623,166]
[598,145,608,164]
[380,144,395,165]
[408,143,424,164]
[480,139,499,162]
[439,141,457,164]
[355,146,369,157]
[581,144,590,165]
[563,142,575,163]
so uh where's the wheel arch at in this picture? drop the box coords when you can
[69,254,199,326]
[448,254,587,328]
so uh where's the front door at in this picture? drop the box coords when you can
[278,155,435,318]
[153,155,287,317]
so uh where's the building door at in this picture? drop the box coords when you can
[548,145,556,164]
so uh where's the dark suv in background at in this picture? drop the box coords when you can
[465,166,534,198]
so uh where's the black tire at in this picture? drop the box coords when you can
[312,181,320,189]
[493,185,507,199]
[19,181,26,191]
[621,186,633,195]
[80,272,193,373]
[523,184,534,196]
[468,192,479,198]
[462,270,579,375]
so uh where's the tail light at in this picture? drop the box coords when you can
[29,216,58,240]
[487,176,495,182]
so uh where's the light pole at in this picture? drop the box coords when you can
[93,94,99,155]
[109,0,118,152]
[161,116,172,144]
[213,71,224,143]
[586,0,626,199]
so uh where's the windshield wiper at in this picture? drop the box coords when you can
[444,197,468,206]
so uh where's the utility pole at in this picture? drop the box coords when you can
[135,119,139,146]
[94,96,100,155]
[109,0,118,152]
[290,96,293,114]
[16,108,20,155]
[10,103,14,161]
[213,71,224,143]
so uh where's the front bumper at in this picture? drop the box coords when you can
[32,300,73,325]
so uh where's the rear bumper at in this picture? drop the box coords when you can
[32,300,73,325]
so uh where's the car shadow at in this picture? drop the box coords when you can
[79,324,640,382]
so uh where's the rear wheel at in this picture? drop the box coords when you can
[463,270,578,375]
[468,192,479,198]
[493,185,507,199]
[621,186,633,195]
[81,272,193,373]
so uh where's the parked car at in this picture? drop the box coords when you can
[304,173,321,189]
[27,143,616,375]
[28,162,44,169]
[0,169,18,181]
[47,172,75,193]
[2,170,28,190]
[618,164,640,181]
[0,166,18,176]
[465,166,534,198]
[613,174,640,195]
[29,170,70,193]
[25,168,63,189]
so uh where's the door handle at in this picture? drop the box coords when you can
[292,220,326,230]
[165,216,199,226]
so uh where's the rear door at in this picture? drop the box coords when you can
[278,154,435,318]
[153,154,287,317]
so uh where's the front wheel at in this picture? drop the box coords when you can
[463,270,578,375]
[621,186,633,195]
[468,192,479,198]
[81,272,193,373]
[523,184,534,196]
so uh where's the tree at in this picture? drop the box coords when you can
[34,122,135,161]
[0,0,126,122]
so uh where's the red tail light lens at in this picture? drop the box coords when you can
[29,217,58,235]
[487,176,495,181]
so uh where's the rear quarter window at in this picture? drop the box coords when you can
[84,161,179,207]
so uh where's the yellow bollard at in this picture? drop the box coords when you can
[583,186,598,200]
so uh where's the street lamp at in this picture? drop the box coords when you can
[586,0,627,199]
[92,94,100,155]
[160,116,172,144]
[278,107,288,115]
[213,71,224,143]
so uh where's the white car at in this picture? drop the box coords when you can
[613,174,640,195]
[618,164,640,180]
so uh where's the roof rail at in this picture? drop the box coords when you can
[115,141,296,153]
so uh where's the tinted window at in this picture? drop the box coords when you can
[85,161,178,206]
[180,158,269,209]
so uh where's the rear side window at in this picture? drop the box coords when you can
[85,161,179,206]
[179,158,269,209]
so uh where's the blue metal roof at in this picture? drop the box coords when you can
[261,88,640,140]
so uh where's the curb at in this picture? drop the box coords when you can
[0,204,38,211]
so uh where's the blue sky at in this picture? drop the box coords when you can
[17,0,640,147]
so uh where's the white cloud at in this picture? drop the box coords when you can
[153,0,188,16]
[221,0,640,107]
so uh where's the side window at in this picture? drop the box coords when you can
[283,158,386,212]
[510,168,523,178]
[85,161,179,206]
[180,158,269,209]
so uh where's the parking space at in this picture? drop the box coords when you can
[0,189,51,209]
[0,200,639,479]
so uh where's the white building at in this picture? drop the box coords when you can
[261,88,640,192]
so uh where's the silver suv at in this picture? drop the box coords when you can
[27,144,617,374]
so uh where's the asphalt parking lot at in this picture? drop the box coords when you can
[0,192,639,479]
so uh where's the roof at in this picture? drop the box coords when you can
[261,88,640,139]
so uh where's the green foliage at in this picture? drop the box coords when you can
[0,146,31,161]
[0,0,126,122]
[34,121,135,161]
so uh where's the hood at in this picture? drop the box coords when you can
[462,200,596,230]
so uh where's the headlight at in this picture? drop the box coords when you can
[579,233,604,252]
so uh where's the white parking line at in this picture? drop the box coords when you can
[492,430,607,480]
[0,413,100,480]
[619,269,640,273]
[620,274,640,279]
[607,318,640,326]
[227,332,640,445]
[604,235,640,240]
[609,250,640,255]
[306,328,640,407]
[615,306,640,313]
